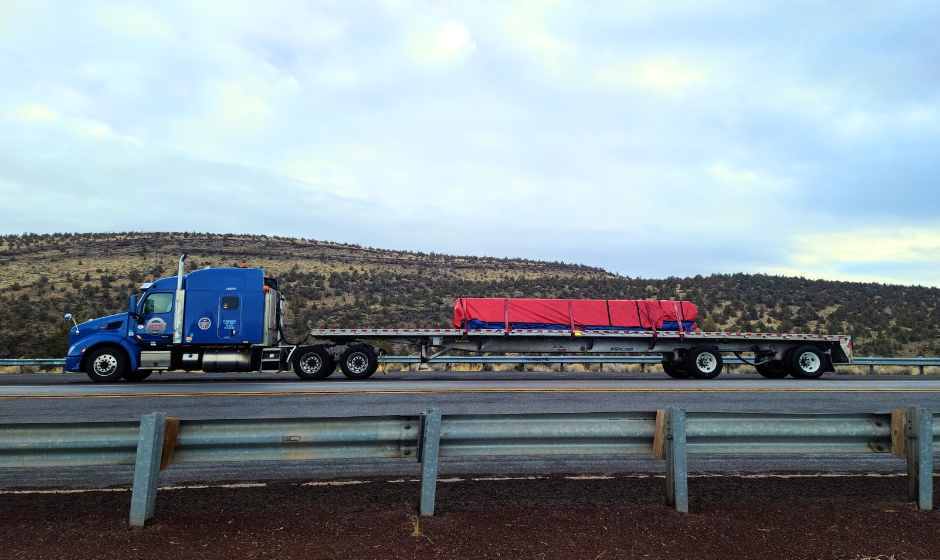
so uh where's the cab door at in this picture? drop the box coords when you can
[138,292,175,344]
[218,295,241,340]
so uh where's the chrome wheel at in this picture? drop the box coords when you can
[92,354,117,376]
[292,346,335,380]
[339,345,378,379]
[346,352,369,375]
[300,353,323,374]
[85,347,127,382]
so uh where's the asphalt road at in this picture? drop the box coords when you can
[2,370,937,489]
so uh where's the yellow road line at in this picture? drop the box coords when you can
[2,387,940,399]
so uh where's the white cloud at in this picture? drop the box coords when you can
[7,103,58,123]
[500,0,574,75]
[215,82,272,128]
[705,164,792,198]
[761,227,940,286]
[596,57,704,94]
[791,228,940,266]
[95,4,172,38]
[633,58,703,94]
[4,102,140,144]
[408,21,476,66]
[831,104,940,140]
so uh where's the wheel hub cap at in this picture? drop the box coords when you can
[348,353,368,374]
[300,354,322,373]
[696,353,717,373]
[799,352,820,372]
[93,354,117,375]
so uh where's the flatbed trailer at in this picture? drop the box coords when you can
[296,327,853,380]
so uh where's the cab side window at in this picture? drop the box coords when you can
[142,293,173,315]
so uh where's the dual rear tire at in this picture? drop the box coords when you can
[662,346,724,380]
[292,345,379,380]
[755,346,827,379]
[787,346,826,379]
[665,345,826,380]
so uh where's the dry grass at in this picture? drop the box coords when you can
[405,515,421,537]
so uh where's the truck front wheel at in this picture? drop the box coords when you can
[85,346,128,383]
[340,346,378,379]
[292,346,335,380]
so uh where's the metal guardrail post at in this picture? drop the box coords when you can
[869,364,875,375]
[906,406,933,510]
[664,406,688,513]
[129,412,167,527]
[419,409,442,516]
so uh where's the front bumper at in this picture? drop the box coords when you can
[65,356,83,372]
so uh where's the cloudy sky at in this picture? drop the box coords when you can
[2,1,939,286]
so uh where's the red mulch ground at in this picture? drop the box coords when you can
[1,474,938,559]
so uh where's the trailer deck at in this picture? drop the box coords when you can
[301,327,853,380]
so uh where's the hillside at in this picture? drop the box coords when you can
[1,232,938,359]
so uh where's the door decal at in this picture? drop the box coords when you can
[145,318,166,335]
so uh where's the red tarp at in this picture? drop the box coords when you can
[453,298,698,331]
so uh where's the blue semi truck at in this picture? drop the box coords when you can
[65,255,853,382]
[65,255,387,382]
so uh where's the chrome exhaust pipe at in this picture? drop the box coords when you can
[173,254,187,344]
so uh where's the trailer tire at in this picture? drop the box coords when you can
[85,346,128,383]
[292,346,335,380]
[123,370,152,382]
[755,362,788,379]
[340,345,378,379]
[685,346,723,379]
[662,360,689,379]
[788,346,826,379]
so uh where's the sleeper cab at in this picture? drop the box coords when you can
[183,268,266,344]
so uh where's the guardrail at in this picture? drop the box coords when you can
[3,355,940,374]
[0,406,934,526]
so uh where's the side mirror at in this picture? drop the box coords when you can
[128,295,139,320]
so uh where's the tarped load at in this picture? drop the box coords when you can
[453,298,697,332]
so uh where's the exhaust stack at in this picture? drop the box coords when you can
[173,254,187,344]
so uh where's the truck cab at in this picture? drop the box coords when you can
[65,255,286,382]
